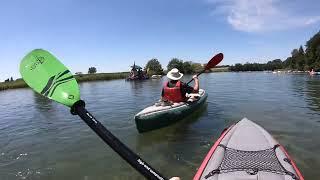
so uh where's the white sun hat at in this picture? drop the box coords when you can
[167,68,183,80]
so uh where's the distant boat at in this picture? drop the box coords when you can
[126,62,149,81]
[151,75,162,79]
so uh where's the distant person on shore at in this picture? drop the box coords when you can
[160,68,199,103]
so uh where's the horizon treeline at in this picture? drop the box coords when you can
[230,30,320,72]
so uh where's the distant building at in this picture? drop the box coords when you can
[75,72,83,75]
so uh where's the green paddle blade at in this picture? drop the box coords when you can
[20,49,80,107]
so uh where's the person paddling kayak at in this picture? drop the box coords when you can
[161,68,199,103]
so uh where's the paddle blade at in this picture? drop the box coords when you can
[205,53,224,70]
[20,49,80,107]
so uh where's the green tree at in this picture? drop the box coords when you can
[228,31,320,71]
[182,61,193,74]
[235,63,243,71]
[265,59,283,71]
[296,46,306,70]
[305,31,320,71]
[283,57,293,69]
[290,49,298,69]
[88,67,97,74]
[167,58,184,71]
[144,58,163,76]
[289,47,305,70]
[291,49,299,57]
[191,63,203,73]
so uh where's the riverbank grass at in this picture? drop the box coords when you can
[0,79,27,91]
[0,72,129,91]
[210,67,230,72]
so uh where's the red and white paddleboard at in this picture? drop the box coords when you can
[194,118,304,180]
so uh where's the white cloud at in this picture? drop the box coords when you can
[305,16,320,25]
[207,0,320,32]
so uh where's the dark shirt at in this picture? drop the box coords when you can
[161,81,194,97]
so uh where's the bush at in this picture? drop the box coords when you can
[167,58,184,71]
[88,67,97,74]
[167,59,203,74]
[145,59,163,76]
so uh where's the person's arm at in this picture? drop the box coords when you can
[161,88,167,101]
[182,78,198,95]
[192,75,199,93]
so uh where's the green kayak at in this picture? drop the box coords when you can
[134,89,207,133]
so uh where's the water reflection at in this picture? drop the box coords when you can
[2,73,320,179]
[128,80,145,91]
[305,77,320,112]
[135,104,208,150]
[32,91,53,112]
[290,75,320,113]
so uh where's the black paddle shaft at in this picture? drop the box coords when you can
[186,70,204,85]
[186,53,224,85]
[71,101,167,180]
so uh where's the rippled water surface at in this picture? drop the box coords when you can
[0,72,319,180]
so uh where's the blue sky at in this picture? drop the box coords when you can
[1,0,320,81]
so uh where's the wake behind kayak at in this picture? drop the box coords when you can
[194,118,304,180]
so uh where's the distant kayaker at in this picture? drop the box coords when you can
[161,68,199,103]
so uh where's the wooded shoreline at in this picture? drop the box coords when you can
[0,72,129,91]
[1,69,313,92]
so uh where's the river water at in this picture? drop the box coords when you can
[0,72,319,180]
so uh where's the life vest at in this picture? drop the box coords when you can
[163,81,186,102]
